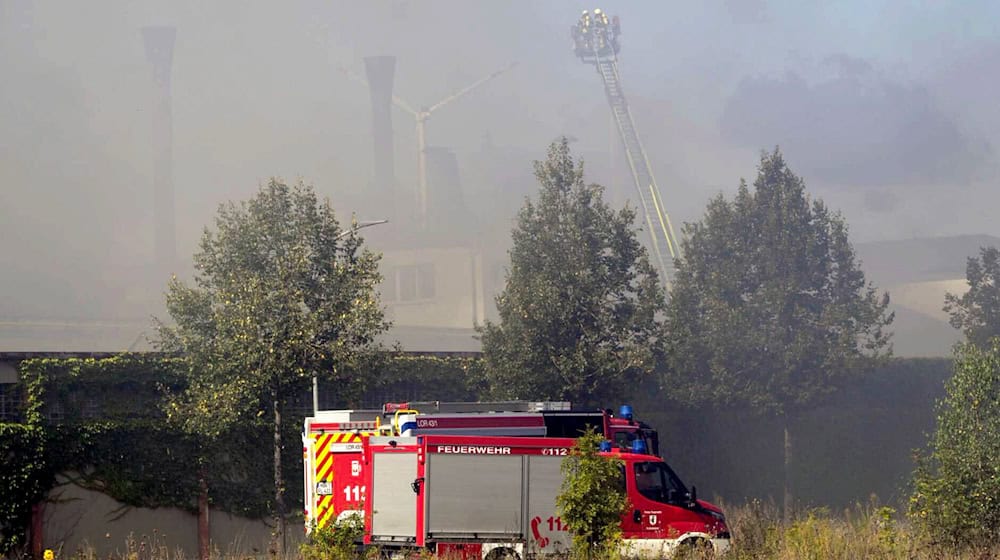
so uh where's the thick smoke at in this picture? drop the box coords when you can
[0,19,149,321]
[719,54,989,188]
[724,0,768,24]
[3,0,1000,338]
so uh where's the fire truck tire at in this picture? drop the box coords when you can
[484,547,520,560]
[675,538,714,559]
[375,548,418,560]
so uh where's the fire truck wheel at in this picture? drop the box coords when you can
[674,538,714,559]
[376,548,419,560]
[484,547,520,560]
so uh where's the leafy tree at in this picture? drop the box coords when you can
[158,180,388,554]
[663,149,893,517]
[557,429,628,557]
[479,139,665,405]
[910,341,1000,548]
[944,246,1000,347]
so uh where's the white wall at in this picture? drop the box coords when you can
[43,481,301,558]
[381,246,485,330]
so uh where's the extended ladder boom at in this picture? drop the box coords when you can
[572,14,681,288]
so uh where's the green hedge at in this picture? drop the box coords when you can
[357,354,486,406]
[637,357,954,509]
[0,353,487,553]
[0,423,48,555]
[1,351,956,553]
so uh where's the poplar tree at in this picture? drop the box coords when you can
[663,149,893,517]
[480,139,665,405]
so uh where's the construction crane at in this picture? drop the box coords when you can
[571,9,681,289]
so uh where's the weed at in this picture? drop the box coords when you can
[299,515,364,560]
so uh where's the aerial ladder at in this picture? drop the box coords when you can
[571,10,681,289]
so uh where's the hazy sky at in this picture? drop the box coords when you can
[2,0,999,322]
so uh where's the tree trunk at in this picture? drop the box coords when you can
[30,501,43,560]
[783,419,793,524]
[198,469,210,560]
[273,397,285,558]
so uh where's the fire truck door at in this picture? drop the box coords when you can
[525,456,572,554]
[370,451,418,539]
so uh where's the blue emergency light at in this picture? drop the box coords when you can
[631,439,647,454]
[619,404,634,420]
[599,440,613,452]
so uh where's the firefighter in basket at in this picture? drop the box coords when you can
[594,8,609,28]
[572,10,593,58]
[592,9,608,54]
[609,14,621,54]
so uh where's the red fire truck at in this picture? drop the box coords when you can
[302,401,660,531]
[363,434,730,558]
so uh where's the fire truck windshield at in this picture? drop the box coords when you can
[613,430,658,456]
[633,461,689,504]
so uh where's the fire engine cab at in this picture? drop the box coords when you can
[302,401,659,532]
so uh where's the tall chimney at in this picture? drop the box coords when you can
[364,56,397,219]
[142,26,176,279]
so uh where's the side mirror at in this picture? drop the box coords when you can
[689,485,698,506]
[632,509,642,523]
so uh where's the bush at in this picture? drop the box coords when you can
[556,429,628,558]
[910,341,1000,548]
[300,514,365,560]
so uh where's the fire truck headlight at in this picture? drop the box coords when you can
[707,509,726,523]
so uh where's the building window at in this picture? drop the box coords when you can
[46,401,65,424]
[82,397,101,420]
[385,264,435,302]
[0,383,23,422]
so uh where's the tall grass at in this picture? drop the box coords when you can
[53,500,1000,560]
[62,530,267,560]
[722,498,999,560]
